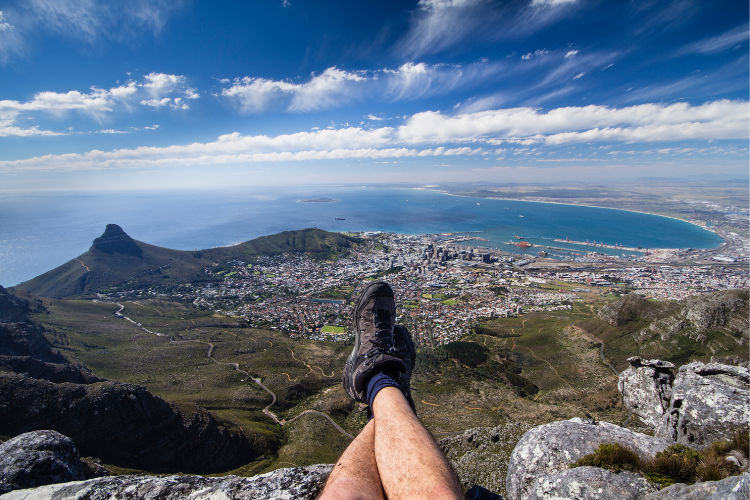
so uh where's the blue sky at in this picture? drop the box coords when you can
[0,0,747,191]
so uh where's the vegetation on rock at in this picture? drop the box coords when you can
[572,429,750,488]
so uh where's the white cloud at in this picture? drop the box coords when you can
[677,23,749,55]
[522,49,550,60]
[572,72,584,80]
[531,0,577,6]
[0,1,183,64]
[0,73,196,136]
[0,11,12,31]
[564,49,578,58]
[289,67,365,111]
[220,67,363,113]
[0,109,61,137]
[396,0,578,57]
[28,0,180,43]
[0,100,745,170]
[0,10,23,63]
[398,0,489,57]
[396,100,748,145]
[220,61,491,113]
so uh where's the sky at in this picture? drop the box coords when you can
[0,0,747,191]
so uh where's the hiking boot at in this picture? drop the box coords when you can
[343,281,405,402]
[394,324,417,413]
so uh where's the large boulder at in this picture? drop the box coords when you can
[618,357,675,428]
[0,430,104,494]
[645,472,750,499]
[657,362,750,446]
[528,466,655,500]
[505,418,670,500]
[2,464,332,500]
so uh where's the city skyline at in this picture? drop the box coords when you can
[0,0,748,191]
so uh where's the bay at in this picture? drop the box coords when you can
[0,186,722,286]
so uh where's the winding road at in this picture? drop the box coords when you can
[112,302,354,441]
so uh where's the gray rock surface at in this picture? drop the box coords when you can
[657,361,750,446]
[645,472,750,499]
[618,356,675,428]
[505,418,670,500]
[0,430,102,495]
[528,466,656,500]
[439,422,530,498]
[1,464,333,500]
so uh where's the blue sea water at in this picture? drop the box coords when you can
[0,186,722,287]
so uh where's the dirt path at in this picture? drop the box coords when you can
[75,258,90,272]
[570,324,619,377]
[112,302,354,441]
[522,343,576,391]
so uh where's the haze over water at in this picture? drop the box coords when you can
[0,187,722,287]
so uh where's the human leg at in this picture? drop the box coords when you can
[318,419,384,500]
[372,386,463,500]
[339,281,462,499]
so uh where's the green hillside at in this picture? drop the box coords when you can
[14,225,359,299]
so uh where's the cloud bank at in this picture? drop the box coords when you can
[0,73,198,136]
[1,99,745,171]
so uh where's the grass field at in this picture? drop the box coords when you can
[32,290,747,475]
[320,325,347,334]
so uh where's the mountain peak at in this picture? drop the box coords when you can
[91,224,142,258]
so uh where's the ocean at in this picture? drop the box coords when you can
[0,186,722,287]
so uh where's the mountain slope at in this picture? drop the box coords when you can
[14,225,359,299]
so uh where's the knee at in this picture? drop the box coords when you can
[319,477,384,500]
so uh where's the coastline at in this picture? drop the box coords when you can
[415,187,724,247]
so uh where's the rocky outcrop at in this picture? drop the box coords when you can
[0,322,66,365]
[0,356,103,384]
[598,293,650,326]
[658,362,750,446]
[0,286,31,323]
[681,290,749,333]
[3,464,332,499]
[0,430,105,494]
[0,373,257,473]
[91,224,142,258]
[645,472,750,499]
[439,422,530,497]
[618,357,674,428]
[528,466,655,500]
[505,418,670,500]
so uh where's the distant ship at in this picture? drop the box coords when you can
[335,217,346,220]
[514,235,525,240]
[519,214,525,218]
[514,241,532,248]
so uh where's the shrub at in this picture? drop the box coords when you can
[572,443,642,472]
[695,449,732,482]
[643,444,700,486]
[572,430,749,489]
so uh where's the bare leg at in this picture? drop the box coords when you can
[319,419,384,500]
[372,387,463,499]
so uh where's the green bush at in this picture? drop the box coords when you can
[572,430,749,489]
[572,443,641,472]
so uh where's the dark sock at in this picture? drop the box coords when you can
[366,369,401,418]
